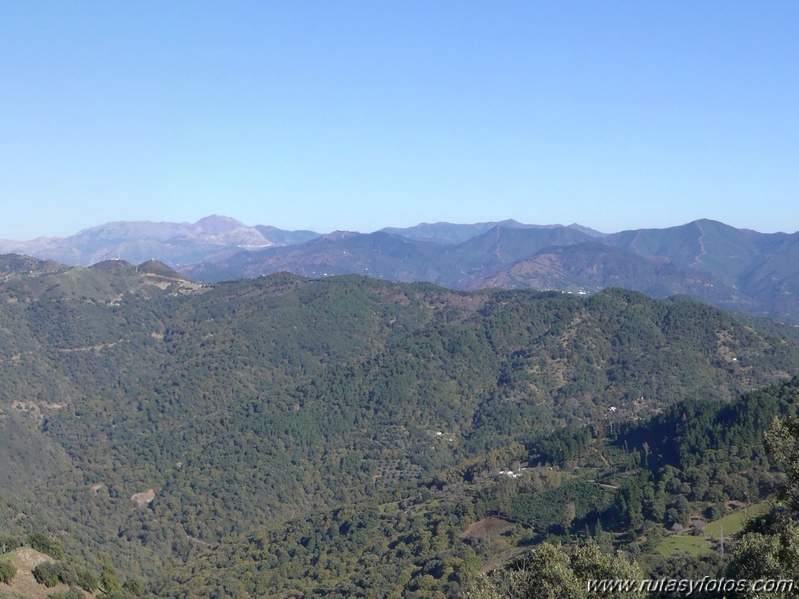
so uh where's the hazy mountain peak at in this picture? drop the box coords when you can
[194,215,249,234]
[321,231,361,241]
[567,223,606,237]
[254,225,320,247]
[380,219,604,245]
[0,216,316,269]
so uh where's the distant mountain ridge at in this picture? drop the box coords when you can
[0,215,321,268]
[0,218,603,268]
[379,220,605,245]
[5,216,799,322]
[180,218,799,323]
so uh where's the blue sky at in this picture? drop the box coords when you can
[1,2,798,239]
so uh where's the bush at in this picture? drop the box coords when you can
[100,565,120,593]
[122,577,144,595]
[33,562,62,587]
[0,536,21,554]
[32,561,100,593]
[0,559,16,583]
[28,533,64,560]
[709,502,726,521]
[76,567,99,592]
[58,565,79,586]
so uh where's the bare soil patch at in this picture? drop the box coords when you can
[1,547,67,599]
[131,489,155,506]
[461,517,514,541]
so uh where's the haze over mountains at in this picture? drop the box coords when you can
[0,215,319,268]
[3,215,799,323]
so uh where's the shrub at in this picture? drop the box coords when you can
[75,567,99,592]
[0,559,16,583]
[27,533,64,560]
[100,565,120,592]
[122,577,144,595]
[709,502,727,521]
[0,536,21,554]
[33,562,62,587]
[58,565,79,586]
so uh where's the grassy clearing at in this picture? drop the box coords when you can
[655,502,770,557]
[656,533,714,557]
[377,501,399,515]
[704,502,769,537]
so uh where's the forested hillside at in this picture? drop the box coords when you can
[1,255,798,597]
[156,378,799,598]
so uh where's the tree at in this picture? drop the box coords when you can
[764,416,799,511]
[0,559,15,584]
[462,542,645,599]
[562,502,576,534]
[100,565,120,593]
[726,416,799,598]
[27,533,64,560]
[33,562,62,587]
[122,577,145,596]
[76,568,99,592]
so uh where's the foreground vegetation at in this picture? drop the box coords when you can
[152,377,799,597]
[1,256,799,596]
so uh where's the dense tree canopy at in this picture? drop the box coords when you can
[0,267,798,596]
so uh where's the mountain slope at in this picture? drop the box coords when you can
[180,231,448,283]
[605,219,769,282]
[464,242,750,309]
[379,220,603,245]
[253,225,320,246]
[156,376,799,599]
[182,218,799,323]
[180,225,597,287]
[1,267,799,588]
[602,219,799,321]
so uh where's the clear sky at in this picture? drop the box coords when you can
[1,1,798,239]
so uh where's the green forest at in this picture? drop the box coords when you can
[1,257,799,597]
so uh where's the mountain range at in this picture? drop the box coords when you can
[182,218,799,323]
[3,216,799,323]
